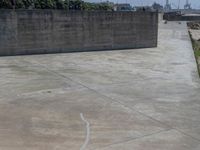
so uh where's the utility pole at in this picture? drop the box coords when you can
[178,0,180,10]
[164,0,171,11]
[184,0,191,9]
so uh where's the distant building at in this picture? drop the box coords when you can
[113,4,133,11]
[152,2,163,12]
[135,6,154,12]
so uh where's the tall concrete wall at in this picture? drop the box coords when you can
[163,13,200,21]
[0,10,158,56]
[158,13,164,23]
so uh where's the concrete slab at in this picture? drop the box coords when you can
[99,130,200,150]
[0,21,200,149]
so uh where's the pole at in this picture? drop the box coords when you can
[178,0,180,10]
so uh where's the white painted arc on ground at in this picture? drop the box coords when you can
[80,113,90,150]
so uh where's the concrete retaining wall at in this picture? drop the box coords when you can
[0,10,158,56]
[164,13,200,21]
[158,13,164,22]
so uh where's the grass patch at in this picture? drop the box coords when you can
[190,33,200,77]
[192,39,200,51]
[194,49,200,57]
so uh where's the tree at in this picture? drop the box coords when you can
[98,3,113,11]
[15,0,25,8]
[55,0,65,9]
[0,0,13,9]
[21,0,33,8]
[152,2,163,12]
[0,0,114,10]
[68,0,82,10]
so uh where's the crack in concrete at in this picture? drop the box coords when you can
[80,113,90,150]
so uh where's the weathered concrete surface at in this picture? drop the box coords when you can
[0,22,200,150]
[0,10,158,56]
[189,29,200,40]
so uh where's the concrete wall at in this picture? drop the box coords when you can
[164,13,200,21]
[0,10,158,56]
[158,13,164,23]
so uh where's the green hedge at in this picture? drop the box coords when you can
[0,0,113,10]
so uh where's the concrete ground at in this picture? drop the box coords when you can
[0,22,200,150]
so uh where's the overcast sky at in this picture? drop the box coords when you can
[85,0,200,9]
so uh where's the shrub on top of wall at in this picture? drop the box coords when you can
[0,0,113,10]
